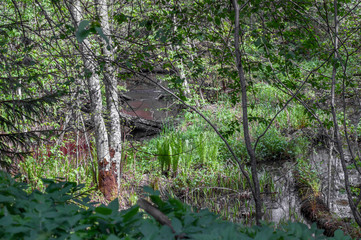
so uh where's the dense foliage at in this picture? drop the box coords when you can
[0,171,353,240]
[1,0,361,237]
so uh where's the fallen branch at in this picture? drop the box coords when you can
[137,198,188,239]
[137,198,175,232]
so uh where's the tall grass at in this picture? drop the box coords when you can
[155,127,220,176]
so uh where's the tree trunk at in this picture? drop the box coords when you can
[171,7,192,102]
[232,0,262,225]
[98,0,122,199]
[72,0,115,201]
[330,0,361,226]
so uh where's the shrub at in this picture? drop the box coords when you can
[0,172,353,240]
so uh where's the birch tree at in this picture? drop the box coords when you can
[72,0,119,200]
[98,0,122,197]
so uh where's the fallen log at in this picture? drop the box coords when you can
[83,110,162,139]
[119,112,162,139]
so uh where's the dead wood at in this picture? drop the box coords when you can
[137,198,188,239]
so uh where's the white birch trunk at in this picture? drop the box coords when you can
[73,0,116,200]
[172,11,191,101]
[98,0,122,197]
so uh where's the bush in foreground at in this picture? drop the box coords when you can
[0,171,352,239]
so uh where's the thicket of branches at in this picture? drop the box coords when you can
[1,0,361,229]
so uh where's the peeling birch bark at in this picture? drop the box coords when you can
[98,0,122,199]
[72,0,115,200]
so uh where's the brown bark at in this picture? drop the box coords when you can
[99,158,118,200]
[295,171,358,238]
[137,198,188,239]
[137,198,175,232]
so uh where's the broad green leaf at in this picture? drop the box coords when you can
[122,205,140,222]
[139,221,157,237]
[76,20,91,44]
[171,218,182,233]
[107,234,121,240]
[0,195,15,203]
[108,199,120,212]
[95,206,112,215]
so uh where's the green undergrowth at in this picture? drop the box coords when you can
[129,86,312,223]
[17,83,316,225]
[295,157,321,197]
[18,139,96,193]
[0,171,353,240]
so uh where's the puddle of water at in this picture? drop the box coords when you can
[122,80,180,122]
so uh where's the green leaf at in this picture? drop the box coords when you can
[95,26,110,49]
[254,38,263,48]
[67,214,82,226]
[143,186,160,196]
[140,221,157,237]
[254,226,273,240]
[0,195,15,203]
[214,17,221,26]
[114,13,128,24]
[158,225,174,239]
[107,234,121,240]
[123,206,140,222]
[69,234,82,240]
[171,218,182,233]
[108,199,119,212]
[333,229,350,240]
[95,206,112,215]
[7,226,30,234]
[72,224,92,232]
[0,215,12,227]
[160,35,167,43]
[76,20,91,44]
